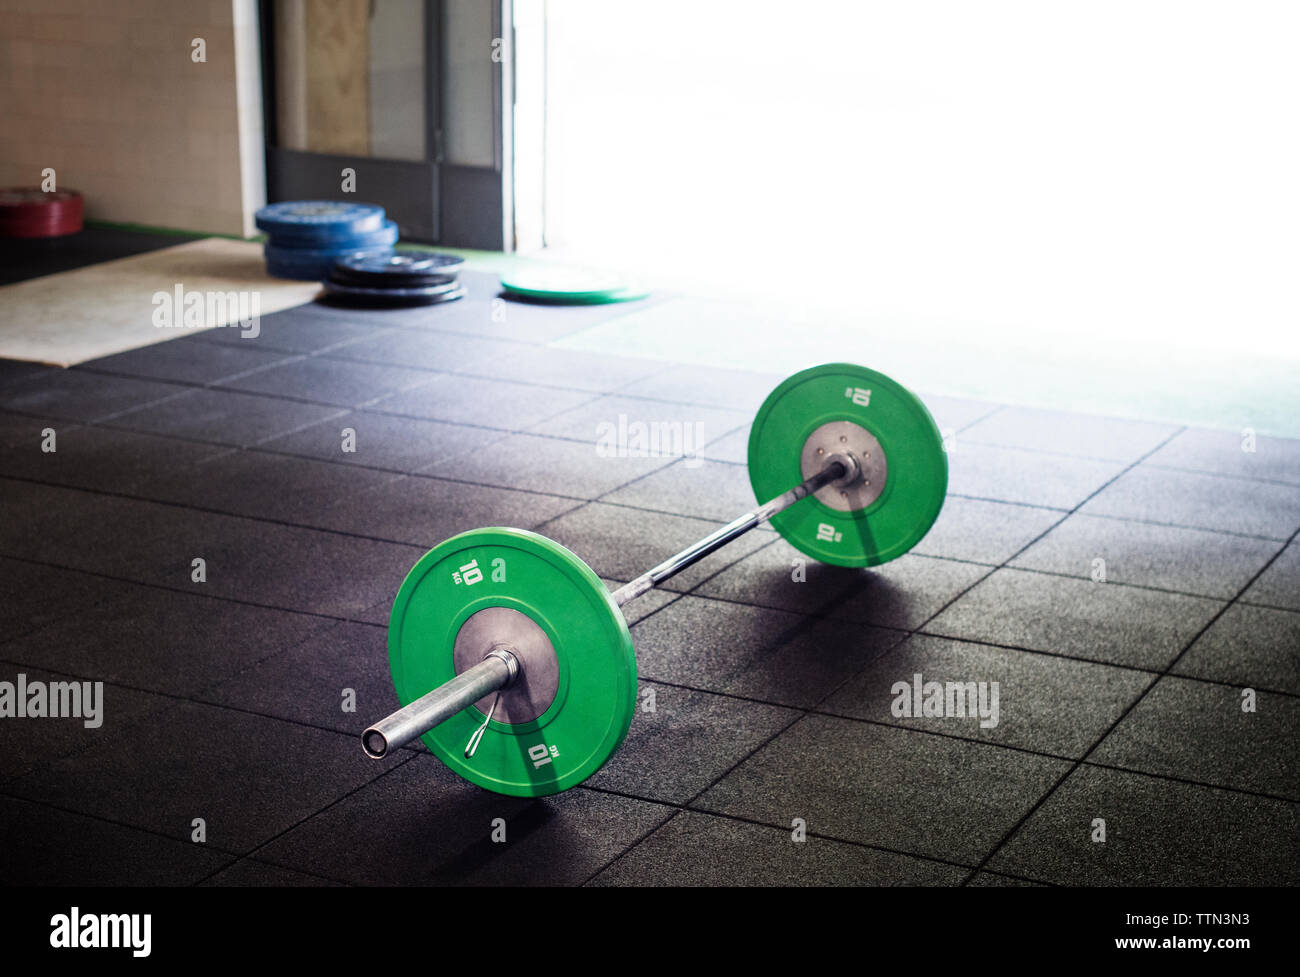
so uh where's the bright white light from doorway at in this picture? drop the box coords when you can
[541,0,1300,368]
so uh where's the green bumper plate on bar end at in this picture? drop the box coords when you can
[748,363,947,567]
[388,528,636,797]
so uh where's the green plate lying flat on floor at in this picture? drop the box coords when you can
[388,528,636,797]
[748,363,947,567]
[500,266,650,304]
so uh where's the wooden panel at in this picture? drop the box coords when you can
[304,0,371,156]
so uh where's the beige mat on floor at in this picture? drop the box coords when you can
[0,238,322,366]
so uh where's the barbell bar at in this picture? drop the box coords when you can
[362,362,948,796]
[362,455,854,759]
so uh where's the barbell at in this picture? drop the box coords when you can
[361,362,948,796]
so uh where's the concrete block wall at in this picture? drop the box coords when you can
[0,0,264,237]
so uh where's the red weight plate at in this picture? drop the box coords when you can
[0,213,83,238]
[0,188,83,215]
[0,189,83,237]
[0,209,82,227]
[0,207,81,223]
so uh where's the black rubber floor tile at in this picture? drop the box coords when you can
[821,634,1152,757]
[0,224,200,287]
[1081,466,1300,540]
[585,682,797,804]
[912,496,1063,565]
[946,442,1125,509]
[196,621,390,740]
[301,291,497,332]
[0,422,228,495]
[192,308,391,355]
[1241,540,1300,611]
[420,432,672,500]
[604,579,680,625]
[308,473,578,548]
[0,795,231,885]
[2,577,332,697]
[82,338,289,386]
[698,425,748,464]
[1010,513,1280,599]
[726,616,902,709]
[0,558,120,644]
[965,871,1049,887]
[692,537,878,617]
[0,359,56,390]
[588,810,966,886]
[172,517,422,621]
[0,666,169,785]
[0,479,122,565]
[217,355,434,408]
[926,568,1223,670]
[199,858,345,886]
[260,410,504,473]
[143,448,396,527]
[466,300,602,343]
[0,408,68,448]
[6,699,400,854]
[356,595,399,628]
[602,458,757,522]
[916,394,1002,435]
[629,596,899,707]
[628,597,809,686]
[105,387,345,448]
[458,346,664,394]
[2,487,425,621]
[539,503,773,593]
[694,715,1070,864]
[986,765,1300,885]
[254,754,675,885]
[324,327,520,373]
[1146,427,1300,487]
[1091,676,1299,800]
[960,407,1179,463]
[818,555,992,632]
[616,364,786,412]
[526,394,746,451]
[0,369,187,422]
[370,373,594,430]
[434,295,568,341]
[1174,604,1300,695]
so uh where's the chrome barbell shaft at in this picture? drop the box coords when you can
[608,458,848,606]
[362,649,518,758]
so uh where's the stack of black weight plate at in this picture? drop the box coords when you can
[322,252,467,307]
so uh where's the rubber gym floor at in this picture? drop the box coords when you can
[1,229,1297,887]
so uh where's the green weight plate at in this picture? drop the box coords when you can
[503,283,651,305]
[748,363,947,567]
[388,527,636,797]
[499,265,634,302]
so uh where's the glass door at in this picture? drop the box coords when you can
[260,0,512,248]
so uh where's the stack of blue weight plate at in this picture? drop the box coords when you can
[256,200,398,280]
